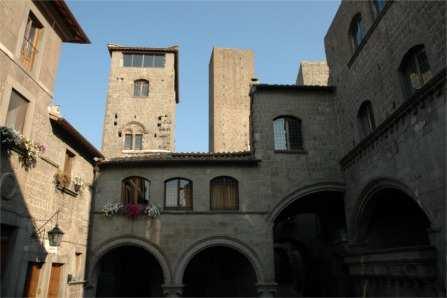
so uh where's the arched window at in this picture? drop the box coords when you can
[373,0,386,14]
[165,178,193,209]
[350,14,365,50]
[122,122,144,150]
[357,101,376,139]
[273,116,303,151]
[121,176,150,205]
[134,79,149,97]
[210,176,239,210]
[399,45,432,97]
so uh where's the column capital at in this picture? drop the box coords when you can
[256,282,278,297]
[162,284,184,297]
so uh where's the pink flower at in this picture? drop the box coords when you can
[126,203,142,219]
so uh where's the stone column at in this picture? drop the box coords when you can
[256,282,277,297]
[162,284,184,297]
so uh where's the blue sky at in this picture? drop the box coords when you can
[54,0,340,152]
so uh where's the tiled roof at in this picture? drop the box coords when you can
[98,151,259,167]
[251,84,335,93]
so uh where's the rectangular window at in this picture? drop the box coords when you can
[124,134,133,150]
[20,13,42,71]
[123,53,165,68]
[273,118,287,150]
[5,90,29,133]
[63,150,75,180]
[134,134,143,150]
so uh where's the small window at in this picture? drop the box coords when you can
[5,89,29,133]
[63,150,75,180]
[357,101,376,139]
[399,45,432,97]
[20,12,42,71]
[210,176,238,210]
[134,134,143,150]
[373,0,386,14]
[350,14,365,50]
[134,80,149,97]
[165,178,193,209]
[121,176,150,204]
[124,134,133,150]
[273,116,303,151]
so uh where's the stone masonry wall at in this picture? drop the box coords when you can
[209,48,254,152]
[101,50,177,158]
[296,61,329,86]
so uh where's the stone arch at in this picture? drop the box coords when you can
[119,121,147,134]
[174,236,265,284]
[351,177,435,243]
[88,236,172,285]
[267,181,345,224]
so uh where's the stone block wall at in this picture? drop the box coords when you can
[296,61,329,86]
[209,48,254,152]
[101,49,177,158]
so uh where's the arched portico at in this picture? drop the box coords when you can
[174,236,265,285]
[270,183,349,297]
[87,237,172,297]
[351,177,436,243]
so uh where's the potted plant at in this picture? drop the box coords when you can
[54,171,70,188]
[73,176,85,193]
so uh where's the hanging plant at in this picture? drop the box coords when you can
[0,126,46,169]
[101,201,160,219]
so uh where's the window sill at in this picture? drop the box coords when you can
[274,149,308,154]
[56,185,78,197]
[347,0,393,68]
[164,207,193,211]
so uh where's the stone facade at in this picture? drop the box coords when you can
[101,45,178,158]
[296,61,329,86]
[0,1,100,297]
[209,48,254,152]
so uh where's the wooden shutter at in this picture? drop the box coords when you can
[23,262,42,298]
[47,263,63,298]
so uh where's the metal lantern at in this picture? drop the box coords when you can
[47,224,64,247]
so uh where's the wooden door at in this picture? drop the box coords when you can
[48,263,63,298]
[23,262,42,298]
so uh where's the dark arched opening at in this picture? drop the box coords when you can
[95,245,163,297]
[361,188,430,248]
[183,246,257,297]
[273,191,350,297]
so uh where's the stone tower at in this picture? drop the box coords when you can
[209,48,254,152]
[102,44,179,158]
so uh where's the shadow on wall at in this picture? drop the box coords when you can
[1,145,49,297]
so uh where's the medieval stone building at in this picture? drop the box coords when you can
[0,1,104,297]
[1,0,445,297]
[88,1,446,297]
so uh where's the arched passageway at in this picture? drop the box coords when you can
[351,187,438,297]
[95,245,163,297]
[182,246,257,297]
[273,191,350,297]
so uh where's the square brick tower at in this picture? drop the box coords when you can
[209,48,254,152]
[101,44,179,158]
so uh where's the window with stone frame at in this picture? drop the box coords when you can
[134,79,149,97]
[399,45,432,97]
[123,53,165,68]
[20,12,43,71]
[273,116,303,151]
[5,89,29,134]
[121,176,150,205]
[123,127,143,151]
[349,14,365,51]
[210,176,239,210]
[357,101,376,139]
[164,178,193,209]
